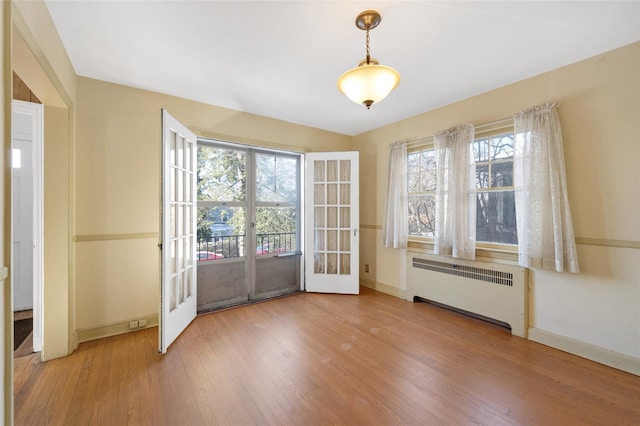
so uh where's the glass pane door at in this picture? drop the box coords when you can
[196,143,301,312]
[305,152,359,294]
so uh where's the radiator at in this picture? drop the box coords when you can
[406,251,528,337]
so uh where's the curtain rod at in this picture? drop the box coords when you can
[405,117,512,148]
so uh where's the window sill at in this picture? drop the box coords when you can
[407,239,519,263]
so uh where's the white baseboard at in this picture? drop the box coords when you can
[360,278,407,300]
[76,314,158,344]
[528,327,639,376]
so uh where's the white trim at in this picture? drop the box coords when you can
[11,100,44,353]
[528,327,640,376]
[360,278,407,300]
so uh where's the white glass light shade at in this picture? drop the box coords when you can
[337,62,400,108]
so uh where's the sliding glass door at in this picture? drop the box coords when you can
[196,142,301,312]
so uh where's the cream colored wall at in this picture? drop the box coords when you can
[11,0,76,360]
[42,105,70,359]
[353,42,640,363]
[74,77,351,333]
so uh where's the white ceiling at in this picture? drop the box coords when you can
[44,1,640,136]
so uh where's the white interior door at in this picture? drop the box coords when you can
[304,152,359,294]
[160,110,197,353]
[12,122,34,311]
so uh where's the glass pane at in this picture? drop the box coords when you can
[340,230,350,251]
[408,152,418,170]
[314,207,325,228]
[408,195,435,237]
[315,230,325,251]
[340,207,350,228]
[340,160,350,182]
[314,160,325,182]
[186,268,192,298]
[476,164,489,189]
[327,184,337,205]
[185,205,192,235]
[185,236,192,265]
[314,184,325,205]
[422,150,437,191]
[327,253,338,274]
[197,145,246,202]
[170,165,176,201]
[197,206,246,259]
[184,172,191,203]
[491,161,513,187]
[256,153,298,203]
[473,138,489,162]
[340,254,351,275]
[476,191,518,244]
[177,235,184,271]
[327,207,337,228]
[177,205,183,237]
[185,140,191,173]
[314,253,325,273]
[178,270,185,304]
[170,205,177,238]
[490,134,514,160]
[408,172,419,193]
[327,160,338,181]
[256,207,297,254]
[170,240,176,274]
[327,230,337,251]
[177,135,184,170]
[170,132,177,166]
[177,168,183,202]
[340,184,350,204]
[170,277,177,311]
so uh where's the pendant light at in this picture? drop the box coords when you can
[337,10,400,109]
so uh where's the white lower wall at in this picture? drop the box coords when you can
[529,243,639,359]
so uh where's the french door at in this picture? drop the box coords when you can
[304,152,359,294]
[160,110,197,353]
[196,142,302,312]
[160,112,359,351]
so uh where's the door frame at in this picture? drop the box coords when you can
[195,139,305,309]
[11,100,44,352]
[304,151,360,294]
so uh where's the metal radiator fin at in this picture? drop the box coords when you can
[412,258,513,287]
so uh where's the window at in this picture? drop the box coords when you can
[473,132,517,245]
[407,149,436,237]
[407,128,517,246]
[196,144,300,260]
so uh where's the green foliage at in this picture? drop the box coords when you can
[197,145,298,247]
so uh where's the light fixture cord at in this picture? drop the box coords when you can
[365,28,371,64]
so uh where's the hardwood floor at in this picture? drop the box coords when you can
[14,288,640,425]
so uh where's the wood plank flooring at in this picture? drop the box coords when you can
[14,288,640,425]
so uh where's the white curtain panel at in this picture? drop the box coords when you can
[513,103,579,273]
[382,141,408,248]
[434,123,476,260]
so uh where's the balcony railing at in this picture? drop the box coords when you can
[197,232,296,261]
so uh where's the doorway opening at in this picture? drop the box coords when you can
[11,78,44,358]
[196,140,302,312]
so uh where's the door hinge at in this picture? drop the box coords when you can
[158,243,163,250]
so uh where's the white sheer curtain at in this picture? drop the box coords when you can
[513,103,579,273]
[382,141,408,248]
[434,123,476,260]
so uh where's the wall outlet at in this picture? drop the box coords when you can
[138,319,147,327]
[365,264,369,273]
[129,320,139,329]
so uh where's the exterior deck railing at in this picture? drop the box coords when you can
[197,232,296,261]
